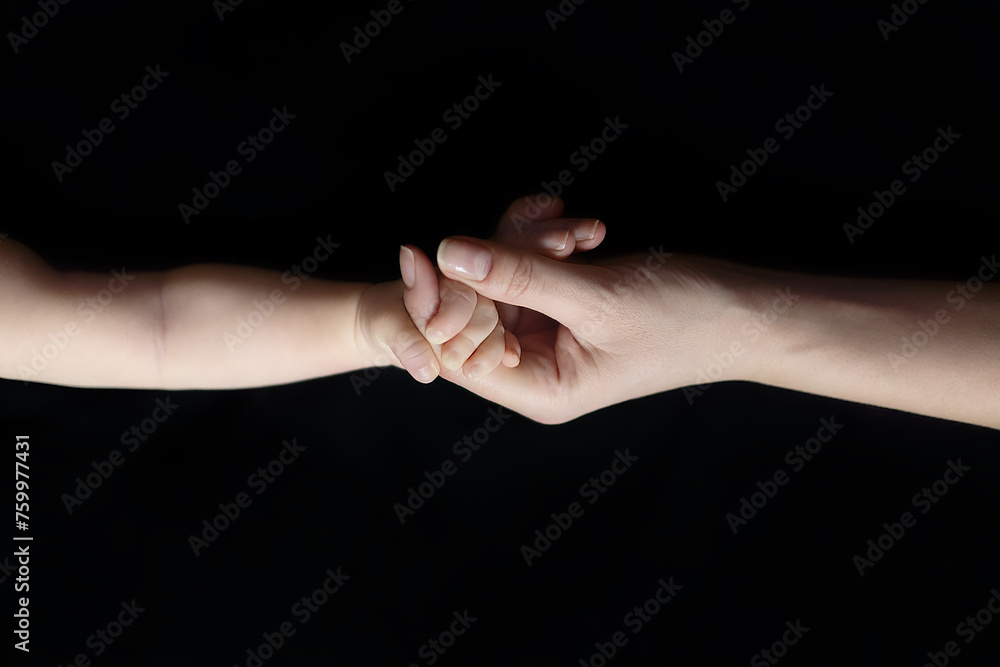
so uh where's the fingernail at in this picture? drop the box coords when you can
[443,349,464,370]
[465,362,486,380]
[426,328,446,345]
[543,230,569,251]
[575,220,599,241]
[414,363,436,383]
[438,239,492,281]
[399,246,415,289]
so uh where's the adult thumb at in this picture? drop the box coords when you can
[436,236,590,326]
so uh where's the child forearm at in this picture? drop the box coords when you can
[0,238,374,389]
[155,264,373,389]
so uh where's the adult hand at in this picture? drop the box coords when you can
[433,241,740,422]
[404,199,748,423]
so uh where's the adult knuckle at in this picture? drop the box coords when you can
[503,256,534,301]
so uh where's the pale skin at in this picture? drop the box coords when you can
[0,211,605,390]
[409,196,1000,430]
[4,196,995,431]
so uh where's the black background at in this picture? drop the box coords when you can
[2,0,999,665]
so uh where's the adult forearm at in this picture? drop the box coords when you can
[716,257,1000,429]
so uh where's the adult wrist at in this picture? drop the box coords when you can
[681,256,799,387]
